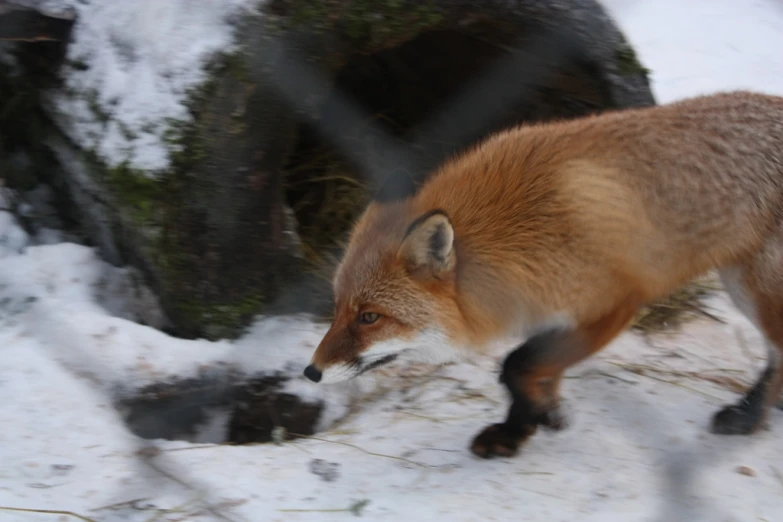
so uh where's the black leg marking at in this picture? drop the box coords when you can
[470,328,570,459]
[711,366,775,435]
[499,328,571,429]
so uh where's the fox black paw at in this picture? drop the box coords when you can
[710,404,763,435]
[470,423,536,459]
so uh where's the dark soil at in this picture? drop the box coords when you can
[117,369,324,445]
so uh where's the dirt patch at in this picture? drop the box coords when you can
[117,369,324,445]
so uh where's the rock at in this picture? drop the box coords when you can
[1,1,75,239]
[0,0,75,42]
[1,0,656,341]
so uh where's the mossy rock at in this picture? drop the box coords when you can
[5,0,655,340]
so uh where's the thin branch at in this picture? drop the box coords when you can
[607,361,723,400]
[279,499,371,516]
[287,432,431,468]
[89,497,152,512]
[0,506,96,522]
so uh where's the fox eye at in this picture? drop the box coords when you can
[358,312,381,325]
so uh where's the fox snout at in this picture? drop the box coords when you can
[303,352,399,383]
[303,317,359,383]
[303,315,412,384]
[303,364,322,383]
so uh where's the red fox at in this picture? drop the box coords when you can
[303,90,783,459]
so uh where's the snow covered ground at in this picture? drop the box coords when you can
[3,0,783,521]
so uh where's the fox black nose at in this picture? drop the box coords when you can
[304,364,322,383]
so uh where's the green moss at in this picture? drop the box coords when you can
[616,44,651,76]
[276,0,444,50]
[173,295,266,339]
[105,161,163,226]
[341,0,443,48]
[162,117,206,172]
[161,50,249,172]
[203,49,250,84]
[281,0,330,31]
[153,49,268,339]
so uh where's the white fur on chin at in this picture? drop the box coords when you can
[319,328,462,384]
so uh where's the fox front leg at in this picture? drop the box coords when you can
[469,328,570,458]
[470,296,641,458]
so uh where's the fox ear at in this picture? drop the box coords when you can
[398,209,455,278]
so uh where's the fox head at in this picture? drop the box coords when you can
[303,206,465,384]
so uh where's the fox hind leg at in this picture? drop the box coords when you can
[710,346,781,434]
[712,251,783,435]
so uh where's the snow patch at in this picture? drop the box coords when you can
[46,0,258,174]
[0,195,358,437]
[599,0,783,100]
